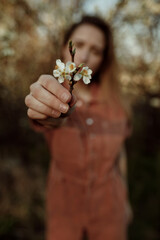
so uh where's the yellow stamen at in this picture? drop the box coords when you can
[70,64,74,70]
[83,70,88,75]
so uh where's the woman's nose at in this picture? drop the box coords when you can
[76,49,90,64]
[81,52,89,62]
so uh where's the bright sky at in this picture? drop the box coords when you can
[83,0,119,14]
[83,0,145,57]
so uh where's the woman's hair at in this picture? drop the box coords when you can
[62,15,121,104]
[63,15,115,73]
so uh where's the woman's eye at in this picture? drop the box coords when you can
[92,49,102,56]
[75,42,84,48]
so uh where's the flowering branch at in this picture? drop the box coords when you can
[53,40,92,95]
[69,40,76,62]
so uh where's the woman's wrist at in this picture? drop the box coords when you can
[34,118,65,129]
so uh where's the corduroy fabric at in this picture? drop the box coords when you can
[43,91,130,240]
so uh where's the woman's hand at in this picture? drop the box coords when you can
[25,74,76,120]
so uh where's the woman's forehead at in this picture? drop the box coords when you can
[70,24,105,48]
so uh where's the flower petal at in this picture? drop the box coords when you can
[65,75,71,81]
[56,59,65,70]
[83,76,91,84]
[66,61,76,73]
[53,69,61,77]
[74,73,82,81]
[88,69,92,75]
[56,59,62,66]
[66,61,73,66]
[58,76,64,83]
[82,66,88,70]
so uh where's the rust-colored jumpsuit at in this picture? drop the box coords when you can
[35,89,131,240]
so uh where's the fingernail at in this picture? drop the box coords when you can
[59,104,69,113]
[52,110,60,118]
[61,92,70,102]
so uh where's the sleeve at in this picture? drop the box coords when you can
[29,119,48,133]
[29,105,76,133]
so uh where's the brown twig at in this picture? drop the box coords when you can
[68,40,77,94]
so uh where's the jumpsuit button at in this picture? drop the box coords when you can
[76,100,83,107]
[86,118,94,125]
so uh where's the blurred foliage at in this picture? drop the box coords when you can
[0,0,84,100]
[0,0,160,239]
[126,100,160,240]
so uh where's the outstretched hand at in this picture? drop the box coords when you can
[25,74,77,121]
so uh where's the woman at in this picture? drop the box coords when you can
[25,15,132,240]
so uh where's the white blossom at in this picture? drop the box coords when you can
[81,67,92,84]
[66,61,76,73]
[53,59,92,85]
[74,66,92,84]
[53,59,71,83]
[56,59,65,71]
[73,73,82,81]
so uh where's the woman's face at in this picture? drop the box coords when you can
[63,24,106,75]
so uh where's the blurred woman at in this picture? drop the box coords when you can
[25,15,132,240]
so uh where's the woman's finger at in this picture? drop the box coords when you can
[27,108,47,119]
[25,94,61,118]
[37,75,71,103]
[69,94,77,107]
[30,83,69,114]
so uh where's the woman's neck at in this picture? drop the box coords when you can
[73,82,90,102]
